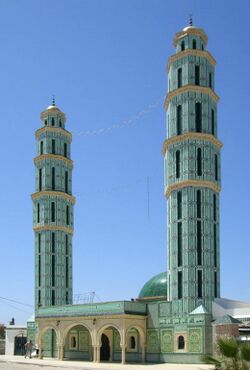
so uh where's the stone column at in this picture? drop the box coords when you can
[121,344,126,364]
[142,344,146,363]
[58,345,64,361]
[96,345,100,363]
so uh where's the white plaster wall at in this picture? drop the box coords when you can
[5,326,27,355]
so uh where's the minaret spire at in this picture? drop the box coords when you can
[189,14,193,26]
[52,94,56,106]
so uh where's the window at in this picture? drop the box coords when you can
[66,205,70,225]
[52,232,55,253]
[65,235,68,255]
[209,73,212,88]
[177,68,182,88]
[198,270,202,298]
[52,139,55,154]
[177,191,182,220]
[177,105,182,135]
[211,109,215,135]
[195,102,202,132]
[176,150,180,179]
[197,148,202,176]
[66,291,68,304]
[195,65,200,85]
[178,271,182,299]
[38,290,41,306]
[51,202,55,222]
[44,119,47,126]
[51,117,55,126]
[59,119,62,127]
[201,44,204,50]
[197,221,202,265]
[65,171,68,193]
[37,203,40,223]
[214,271,217,297]
[214,224,217,267]
[197,190,201,218]
[66,256,69,288]
[178,222,182,267]
[52,255,55,287]
[178,336,185,350]
[39,168,42,191]
[52,290,55,305]
[215,154,218,181]
[52,167,55,190]
[192,39,196,49]
[64,143,67,157]
[40,141,44,155]
[213,194,216,222]
[38,234,41,287]
[71,336,77,349]
[181,41,185,51]
[130,336,136,349]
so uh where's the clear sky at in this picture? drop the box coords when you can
[0,0,249,325]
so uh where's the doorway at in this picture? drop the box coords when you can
[100,334,110,361]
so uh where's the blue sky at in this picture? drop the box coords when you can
[0,0,249,324]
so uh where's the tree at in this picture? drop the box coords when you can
[0,325,5,339]
[203,337,250,370]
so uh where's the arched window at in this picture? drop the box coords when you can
[197,220,202,265]
[176,150,180,179]
[214,224,217,268]
[64,143,67,158]
[176,105,182,135]
[39,168,42,191]
[51,202,55,222]
[51,232,55,253]
[71,336,76,348]
[51,117,55,126]
[178,271,182,299]
[192,39,196,49]
[40,141,44,155]
[195,102,202,132]
[197,148,202,176]
[209,73,212,88]
[66,291,69,304]
[197,190,201,218]
[44,119,47,126]
[52,290,55,306]
[52,139,55,154]
[178,336,185,350]
[214,271,217,297]
[181,41,185,51]
[177,191,182,220]
[52,167,55,190]
[195,65,200,85]
[201,44,204,50]
[177,222,182,267]
[59,119,62,127]
[215,154,218,181]
[130,336,136,349]
[213,194,216,222]
[37,203,40,223]
[211,109,215,135]
[66,205,70,225]
[177,68,182,88]
[65,171,68,194]
[198,270,202,298]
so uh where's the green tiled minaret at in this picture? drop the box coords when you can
[32,99,75,308]
[163,23,222,315]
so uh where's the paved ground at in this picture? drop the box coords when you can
[0,356,214,370]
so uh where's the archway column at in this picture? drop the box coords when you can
[96,345,101,363]
[58,344,64,361]
[142,343,146,363]
[121,344,127,364]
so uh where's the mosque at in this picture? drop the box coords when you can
[26,22,250,364]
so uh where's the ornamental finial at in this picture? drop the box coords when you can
[52,95,55,106]
[189,14,193,26]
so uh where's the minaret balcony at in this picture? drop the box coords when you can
[164,84,219,110]
[167,49,216,72]
[34,154,74,168]
[35,126,72,142]
[31,190,76,204]
[165,179,221,198]
[33,224,74,235]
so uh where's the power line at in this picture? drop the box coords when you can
[0,296,33,308]
[76,95,165,137]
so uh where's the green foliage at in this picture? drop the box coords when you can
[202,337,250,370]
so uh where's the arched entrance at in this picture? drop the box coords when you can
[98,326,121,363]
[14,335,26,356]
[64,324,92,361]
[41,328,57,358]
[100,334,110,361]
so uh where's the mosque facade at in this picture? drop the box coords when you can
[27,23,250,364]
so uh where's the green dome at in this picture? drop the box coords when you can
[138,272,167,299]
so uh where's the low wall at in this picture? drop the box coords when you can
[0,339,5,354]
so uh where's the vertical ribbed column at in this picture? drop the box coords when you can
[32,102,75,309]
[163,25,222,315]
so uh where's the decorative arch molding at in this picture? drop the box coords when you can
[97,323,122,346]
[37,324,59,347]
[125,324,146,347]
[61,321,93,345]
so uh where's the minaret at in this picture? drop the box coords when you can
[32,99,75,308]
[163,23,222,315]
